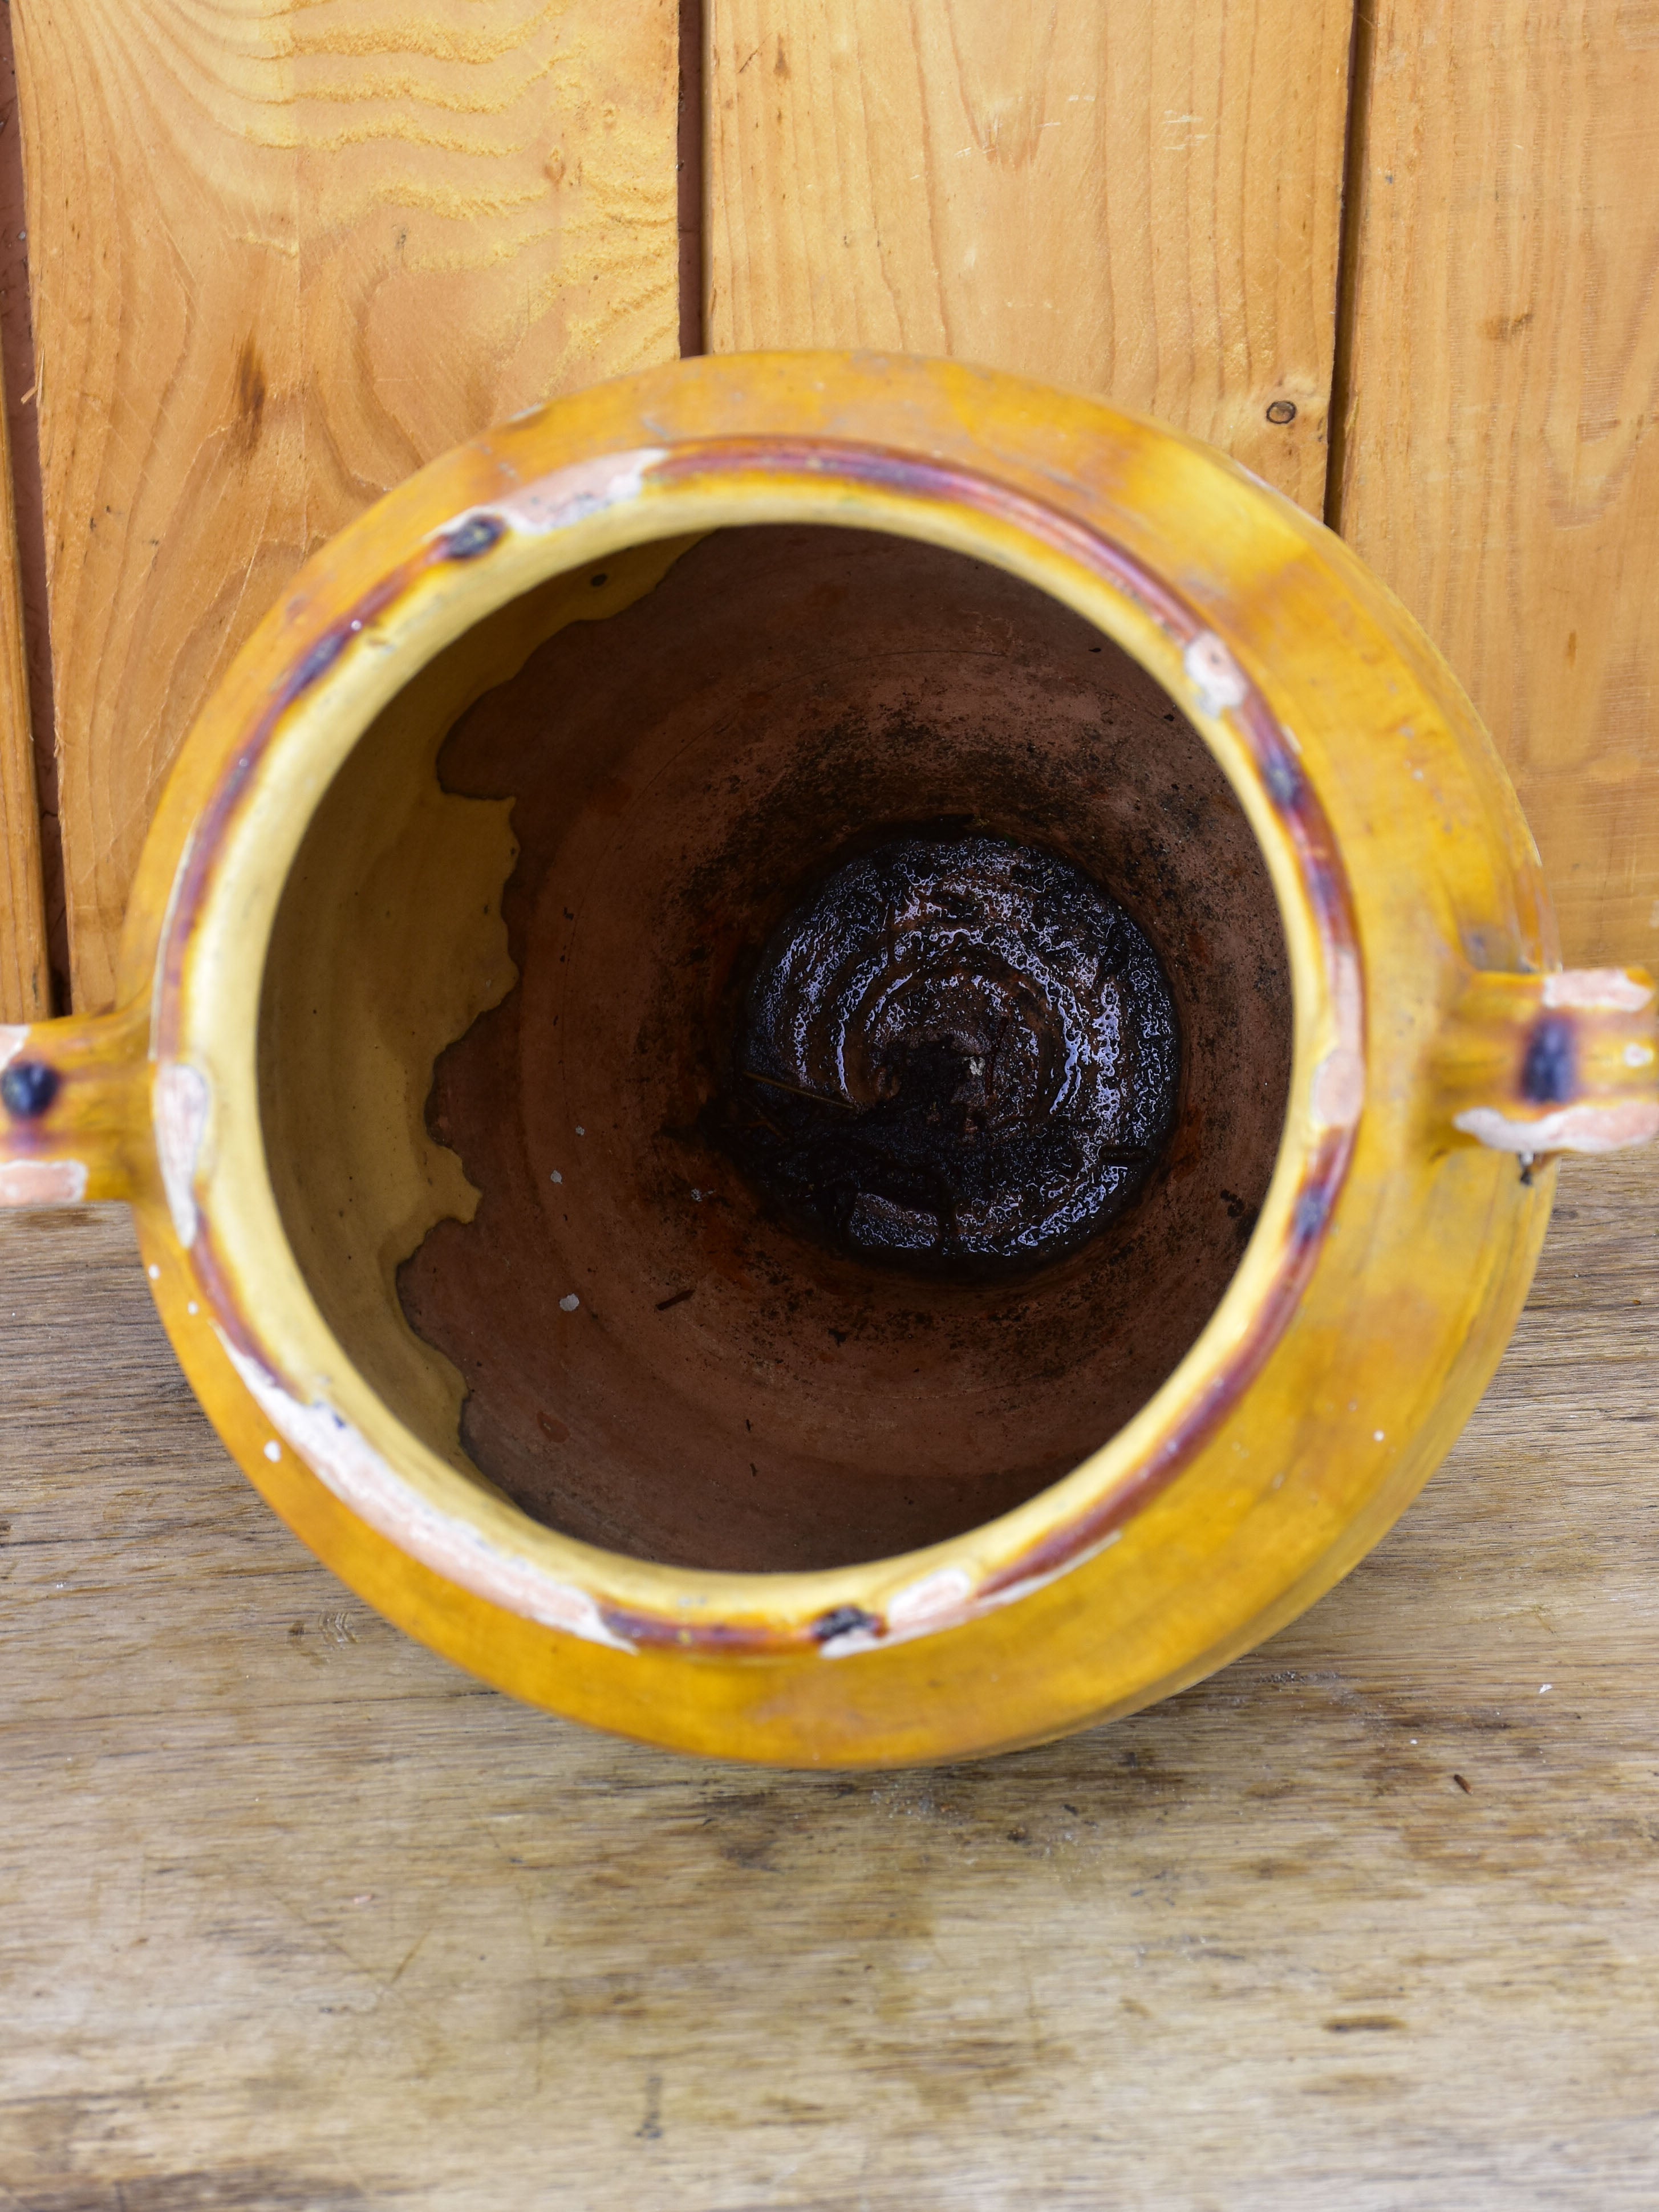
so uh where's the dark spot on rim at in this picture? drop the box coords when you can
[1521,1013,1576,1104]
[1263,752,1303,809]
[442,513,507,562]
[1,1060,59,1118]
[812,1604,879,1643]
[291,630,348,695]
[590,570,610,587]
[1293,1187,1329,1240]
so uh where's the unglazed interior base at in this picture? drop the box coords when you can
[261,525,1292,1573]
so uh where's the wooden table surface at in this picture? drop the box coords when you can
[2,1149,1656,2209]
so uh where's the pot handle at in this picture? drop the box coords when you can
[1437,968,1659,1157]
[0,1004,150,1206]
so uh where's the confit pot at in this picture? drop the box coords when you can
[3,352,1655,1767]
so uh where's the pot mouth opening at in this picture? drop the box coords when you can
[165,428,1361,1658]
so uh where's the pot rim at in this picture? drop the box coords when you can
[145,359,1364,1665]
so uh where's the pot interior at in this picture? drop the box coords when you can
[259,523,1292,1573]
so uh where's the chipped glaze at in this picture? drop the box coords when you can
[1183,632,1251,718]
[1454,1100,1659,1154]
[0,1158,88,1204]
[1543,969,1652,1013]
[463,448,668,539]
[220,1334,637,1654]
[2,352,1656,1765]
[1311,1049,1368,1130]
[154,1064,210,1248]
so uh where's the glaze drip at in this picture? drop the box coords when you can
[723,833,1179,1278]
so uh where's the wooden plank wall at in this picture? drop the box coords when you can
[1,2,1656,1002]
[705,0,1354,516]
[14,0,681,1012]
[1333,1,1659,967]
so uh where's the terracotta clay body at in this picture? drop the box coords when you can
[395,529,1288,1570]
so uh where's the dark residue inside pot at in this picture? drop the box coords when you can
[387,523,1291,1570]
[715,831,1179,1280]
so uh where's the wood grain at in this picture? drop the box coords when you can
[14,0,681,1012]
[0,320,48,1025]
[1333,0,1659,966]
[2,1148,1657,2206]
[705,0,1354,512]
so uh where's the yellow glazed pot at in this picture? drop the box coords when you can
[2,354,1654,1766]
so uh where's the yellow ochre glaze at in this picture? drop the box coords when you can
[1,354,1653,1765]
